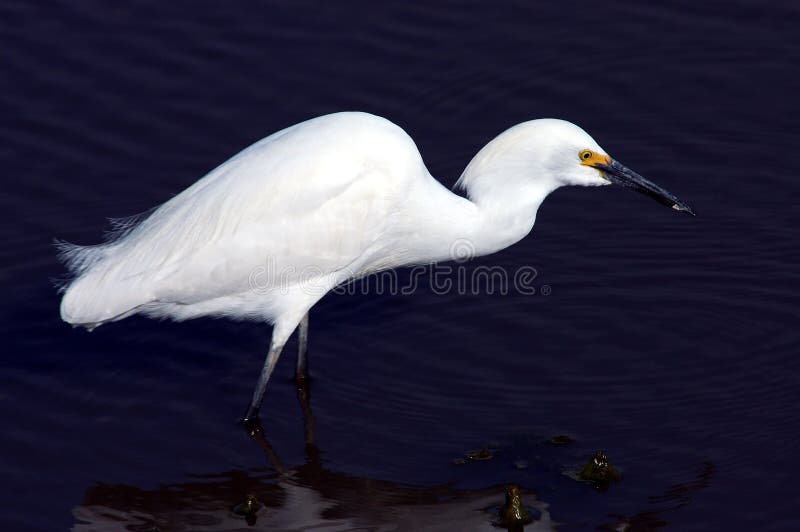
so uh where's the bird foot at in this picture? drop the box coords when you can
[239,408,264,437]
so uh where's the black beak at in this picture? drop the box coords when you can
[593,159,695,216]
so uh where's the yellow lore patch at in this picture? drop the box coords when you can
[578,150,611,167]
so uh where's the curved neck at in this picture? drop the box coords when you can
[449,126,564,256]
[401,167,560,266]
[463,169,560,256]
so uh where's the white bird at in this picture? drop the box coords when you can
[57,112,693,423]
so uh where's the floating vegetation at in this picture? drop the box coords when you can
[513,460,529,470]
[548,435,573,446]
[465,448,494,461]
[489,485,539,531]
[577,451,621,491]
[231,494,261,525]
[452,446,496,466]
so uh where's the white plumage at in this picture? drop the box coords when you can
[57,111,692,422]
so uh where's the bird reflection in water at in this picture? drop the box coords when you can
[72,382,713,531]
[73,382,553,531]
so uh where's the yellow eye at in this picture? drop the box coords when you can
[579,150,593,161]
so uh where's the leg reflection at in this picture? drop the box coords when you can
[244,373,319,475]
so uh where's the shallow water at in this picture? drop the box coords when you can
[2,1,800,530]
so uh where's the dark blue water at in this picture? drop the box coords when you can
[2,1,799,530]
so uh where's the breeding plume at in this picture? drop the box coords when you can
[57,112,693,422]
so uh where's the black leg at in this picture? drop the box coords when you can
[242,340,285,424]
[295,312,310,384]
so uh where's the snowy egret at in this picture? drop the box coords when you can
[57,112,693,423]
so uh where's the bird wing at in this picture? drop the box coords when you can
[59,113,423,324]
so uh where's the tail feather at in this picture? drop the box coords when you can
[56,209,161,327]
[59,262,151,327]
[54,239,111,282]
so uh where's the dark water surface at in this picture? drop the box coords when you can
[2,1,799,530]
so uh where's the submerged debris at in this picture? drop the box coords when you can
[231,494,261,526]
[512,460,529,470]
[501,485,532,525]
[578,451,621,490]
[492,485,534,530]
[548,435,573,446]
[465,448,494,461]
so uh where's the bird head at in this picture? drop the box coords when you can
[458,119,695,216]
[531,119,695,215]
